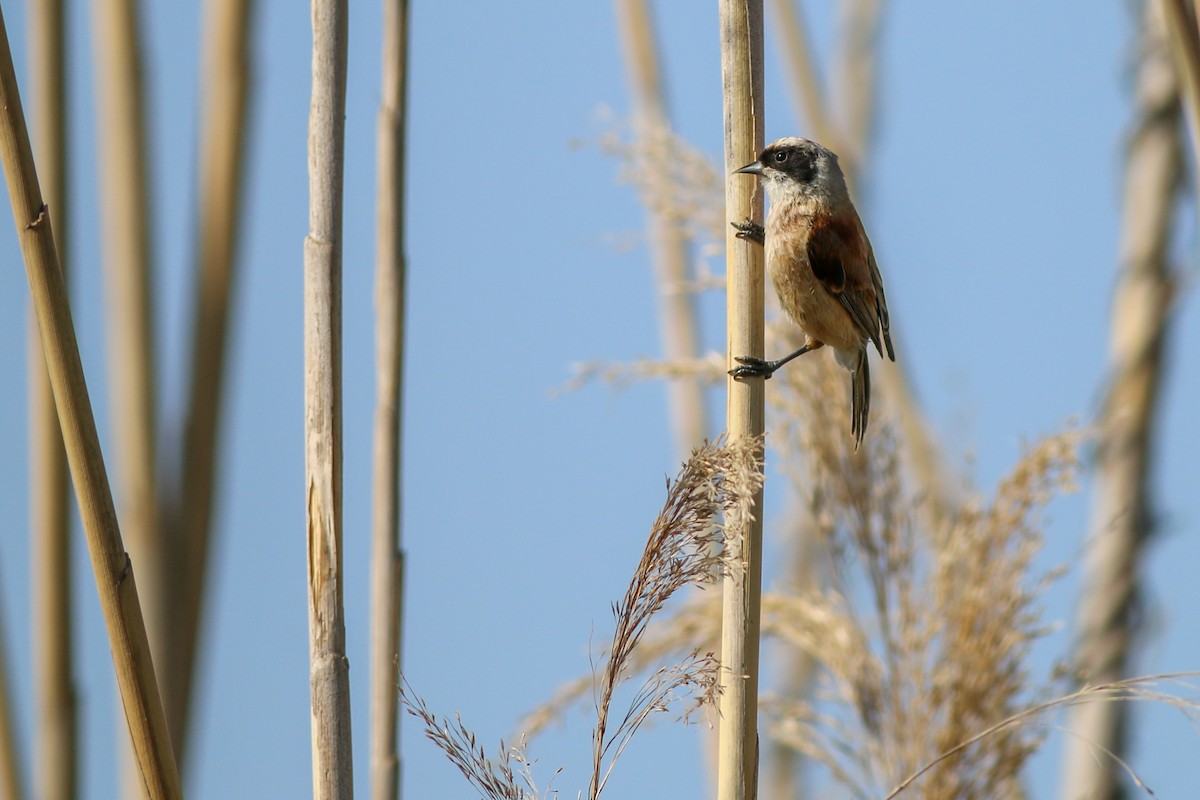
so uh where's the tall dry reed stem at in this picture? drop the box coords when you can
[833,0,883,173]
[370,1,409,799]
[305,1,353,797]
[0,582,25,800]
[171,0,255,766]
[28,0,77,797]
[1162,0,1200,175]
[766,0,841,152]
[1059,4,1184,798]
[88,1,167,727]
[717,1,766,798]
[616,0,710,459]
[0,8,181,797]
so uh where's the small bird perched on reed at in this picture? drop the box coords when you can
[729,137,895,446]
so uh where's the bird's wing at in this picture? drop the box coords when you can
[867,247,895,361]
[806,213,889,359]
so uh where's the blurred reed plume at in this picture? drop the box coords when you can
[540,342,1098,797]
[404,436,765,799]
[763,359,1081,798]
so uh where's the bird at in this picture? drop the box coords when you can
[729,137,895,446]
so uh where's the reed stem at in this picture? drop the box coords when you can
[28,0,77,796]
[369,1,409,798]
[0,7,180,797]
[305,0,353,797]
[716,1,766,797]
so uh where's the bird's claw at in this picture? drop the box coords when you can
[729,355,776,380]
[731,219,765,245]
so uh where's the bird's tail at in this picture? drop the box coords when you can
[850,348,870,448]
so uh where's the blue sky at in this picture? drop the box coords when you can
[0,0,1197,797]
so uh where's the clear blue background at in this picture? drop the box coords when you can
[0,1,1196,797]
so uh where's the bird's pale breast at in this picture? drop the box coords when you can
[766,219,863,355]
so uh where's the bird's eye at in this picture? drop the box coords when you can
[773,150,789,163]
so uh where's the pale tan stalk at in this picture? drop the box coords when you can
[766,0,840,153]
[763,507,822,800]
[370,1,408,798]
[1059,5,1182,799]
[831,0,953,526]
[0,588,25,800]
[306,1,353,798]
[171,0,254,765]
[28,0,76,797]
[88,3,168,768]
[833,0,881,173]
[0,8,181,797]
[717,1,766,798]
[1163,0,1200,174]
[616,0,709,458]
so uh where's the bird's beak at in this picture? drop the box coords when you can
[734,160,764,176]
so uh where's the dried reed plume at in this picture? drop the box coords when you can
[403,436,763,799]
[597,120,727,252]
[887,672,1200,800]
[590,434,762,799]
[399,682,547,800]
[762,354,1083,798]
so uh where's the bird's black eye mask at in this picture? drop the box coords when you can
[766,145,818,184]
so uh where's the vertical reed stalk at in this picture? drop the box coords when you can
[717,1,766,798]
[1162,0,1200,172]
[171,0,255,766]
[766,0,840,152]
[833,0,881,172]
[306,1,353,798]
[762,507,822,799]
[831,0,955,526]
[88,4,167,768]
[0,8,181,797]
[1058,4,1182,798]
[0,584,25,800]
[615,0,709,459]
[370,1,408,798]
[28,0,77,797]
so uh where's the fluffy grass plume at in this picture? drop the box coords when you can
[404,436,763,799]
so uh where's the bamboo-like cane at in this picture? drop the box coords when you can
[717,1,766,798]
[1163,0,1200,174]
[170,0,255,766]
[1058,4,1182,798]
[28,0,77,798]
[0,9,181,799]
[306,1,353,798]
[369,1,408,799]
[0,583,26,800]
[833,0,881,174]
[616,0,710,459]
[766,0,841,153]
[88,4,167,770]
[829,0,958,528]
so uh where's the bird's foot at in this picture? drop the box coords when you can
[729,356,779,380]
[731,219,765,245]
